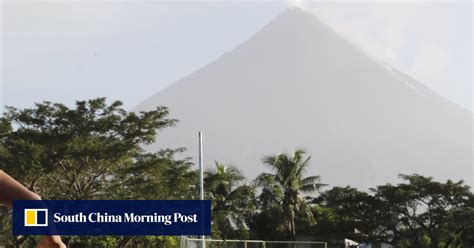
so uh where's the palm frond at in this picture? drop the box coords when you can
[300,182,327,193]
[255,173,276,187]
[301,176,322,186]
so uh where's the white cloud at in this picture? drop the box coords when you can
[288,0,307,9]
[304,1,472,110]
[309,2,418,66]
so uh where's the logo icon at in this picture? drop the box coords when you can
[24,209,48,227]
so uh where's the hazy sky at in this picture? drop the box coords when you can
[1,1,472,113]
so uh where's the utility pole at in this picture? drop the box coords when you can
[198,132,205,248]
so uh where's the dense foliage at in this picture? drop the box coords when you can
[313,175,474,247]
[0,99,194,247]
[204,162,255,240]
[249,150,326,240]
[0,98,472,248]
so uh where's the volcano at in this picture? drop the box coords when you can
[136,8,473,189]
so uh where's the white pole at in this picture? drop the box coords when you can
[198,132,205,248]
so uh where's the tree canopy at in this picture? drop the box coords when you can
[0,98,472,248]
[251,149,326,240]
[204,162,255,240]
[314,174,474,247]
[0,98,192,247]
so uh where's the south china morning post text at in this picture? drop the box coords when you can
[53,212,198,225]
[12,200,211,236]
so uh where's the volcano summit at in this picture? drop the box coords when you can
[136,8,473,189]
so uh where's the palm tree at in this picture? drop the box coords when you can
[260,149,326,239]
[204,162,255,240]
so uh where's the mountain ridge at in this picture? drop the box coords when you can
[136,8,473,189]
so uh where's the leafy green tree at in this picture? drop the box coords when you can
[259,149,326,239]
[0,98,175,199]
[247,172,286,240]
[0,98,195,247]
[314,174,474,248]
[373,174,474,247]
[204,162,255,240]
[447,193,474,247]
[311,186,381,244]
[117,149,197,200]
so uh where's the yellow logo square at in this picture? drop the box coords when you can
[24,209,48,227]
[25,210,36,225]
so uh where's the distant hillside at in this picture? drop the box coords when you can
[136,8,473,189]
